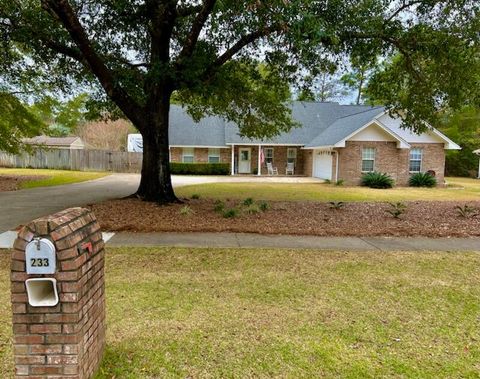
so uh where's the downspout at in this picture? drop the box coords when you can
[231,145,235,175]
[333,150,339,182]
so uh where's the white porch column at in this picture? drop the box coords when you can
[475,150,480,179]
[257,145,262,176]
[231,144,235,175]
[478,156,480,179]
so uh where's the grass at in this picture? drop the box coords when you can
[0,168,108,189]
[1,248,480,378]
[176,177,480,202]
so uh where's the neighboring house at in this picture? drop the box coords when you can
[23,136,85,150]
[133,102,461,185]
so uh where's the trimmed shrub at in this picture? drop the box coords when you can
[258,201,269,212]
[328,201,345,210]
[455,204,478,218]
[361,172,394,189]
[222,208,239,218]
[170,162,230,175]
[213,200,225,213]
[409,172,437,187]
[242,197,254,206]
[385,202,407,218]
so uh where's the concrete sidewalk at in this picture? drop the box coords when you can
[107,232,480,252]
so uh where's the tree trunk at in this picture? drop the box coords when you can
[356,76,364,105]
[135,96,179,203]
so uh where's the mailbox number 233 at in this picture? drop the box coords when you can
[30,258,50,267]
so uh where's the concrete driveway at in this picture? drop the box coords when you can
[0,174,138,232]
[0,173,322,232]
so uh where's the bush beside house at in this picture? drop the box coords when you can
[409,172,437,187]
[170,162,230,175]
[361,172,395,188]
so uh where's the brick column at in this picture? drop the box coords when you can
[10,207,106,379]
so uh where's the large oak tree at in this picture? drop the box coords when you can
[1,1,479,202]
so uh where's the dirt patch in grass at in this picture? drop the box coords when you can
[0,175,49,192]
[90,198,480,237]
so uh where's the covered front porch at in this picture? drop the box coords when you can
[229,144,308,176]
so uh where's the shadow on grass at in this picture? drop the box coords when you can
[95,341,184,378]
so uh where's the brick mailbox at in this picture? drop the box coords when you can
[10,208,106,378]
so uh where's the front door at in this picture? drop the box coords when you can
[238,148,251,174]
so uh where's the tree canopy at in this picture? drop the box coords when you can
[438,106,480,177]
[297,73,349,102]
[29,94,88,136]
[2,1,478,133]
[0,92,45,154]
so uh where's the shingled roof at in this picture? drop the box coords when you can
[169,101,385,147]
[23,136,84,147]
[304,106,386,148]
[169,106,226,147]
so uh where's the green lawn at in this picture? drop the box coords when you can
[0,168,108,189]
[176,177,480,202]
[1,248,480,378]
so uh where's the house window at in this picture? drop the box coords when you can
[409,148,423,173]
[287,148,297,164]
[208,148,221,163]
[264,148,274,164]
[361,147,375,172]
[182,147,194,163]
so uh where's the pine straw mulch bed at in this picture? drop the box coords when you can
[0,175,49,192]
[89,198,480,237]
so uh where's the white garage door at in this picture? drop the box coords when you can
[313,151,333,180]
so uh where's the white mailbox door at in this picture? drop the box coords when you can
[25,238,56,275]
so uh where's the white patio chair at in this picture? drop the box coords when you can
[286,162,295,175]
[266,162,278,175]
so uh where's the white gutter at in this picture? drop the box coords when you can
[302,145,334,150]
[170,145,229,149]
[225,143,302,146]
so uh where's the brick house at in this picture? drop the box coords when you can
[132,102,460,185]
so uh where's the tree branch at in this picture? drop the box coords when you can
[341,31,423,82]
[176,4,203,17]
[177,0,216,62]
[212,25,280,68]
[385,0,425,23]
[40,0,146,129]
[41,37,148,71]
[187,24,283,86]
[42,39,86,63]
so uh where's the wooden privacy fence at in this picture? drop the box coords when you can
[0,149,143,172]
